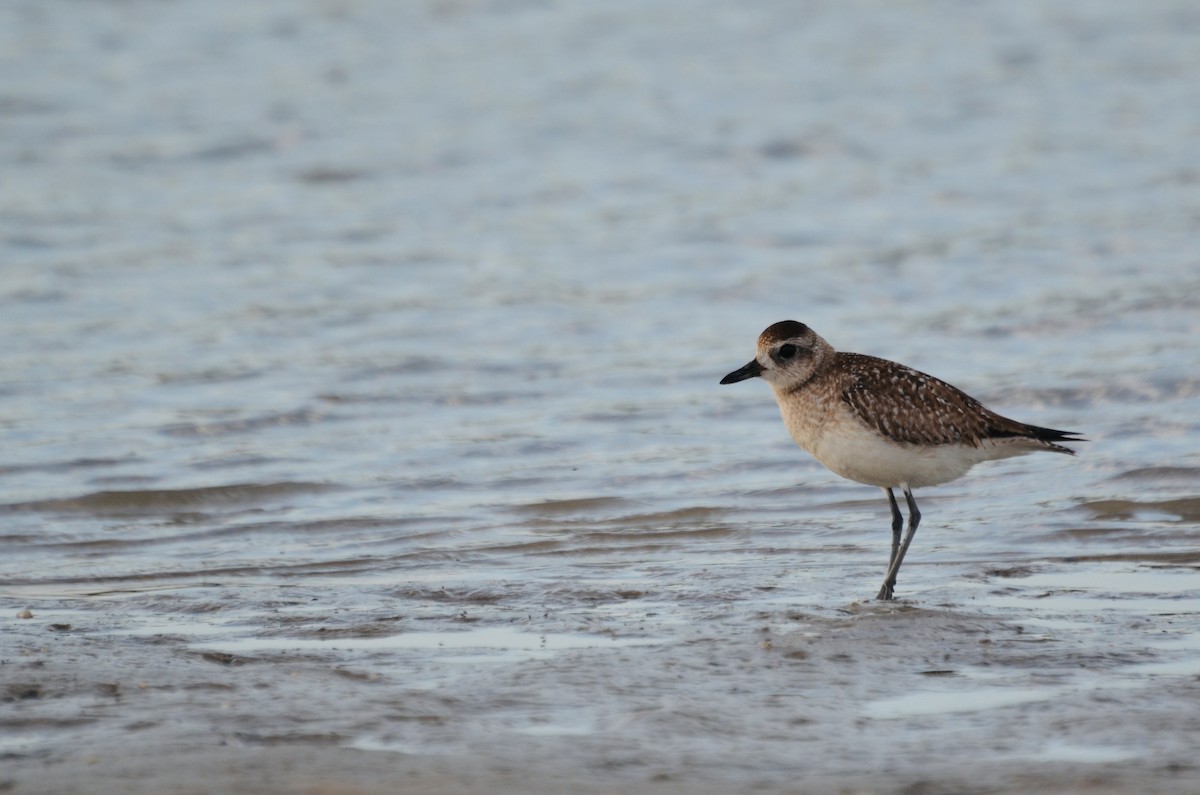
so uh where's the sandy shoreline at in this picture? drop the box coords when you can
[7,572,1200,795]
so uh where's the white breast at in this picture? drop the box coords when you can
[772,387,1025,489]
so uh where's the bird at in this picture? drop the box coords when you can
[720,320,1084,600]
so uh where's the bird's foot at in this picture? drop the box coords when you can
[876,582,895,601]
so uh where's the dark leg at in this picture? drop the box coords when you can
[876,487,921,601]
[884,488,902,570]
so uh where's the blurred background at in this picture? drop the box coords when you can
[2,1,1199,793]
[4,0,1197,514]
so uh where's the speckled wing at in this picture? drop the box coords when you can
[835,353,1001,447]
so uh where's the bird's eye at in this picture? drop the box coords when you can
[778,343,798,360]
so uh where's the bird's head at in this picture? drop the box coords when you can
[720,320,831,390]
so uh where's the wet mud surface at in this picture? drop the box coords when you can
[6,533,1200,794]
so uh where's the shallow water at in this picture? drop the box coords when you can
[3,1,1200,793]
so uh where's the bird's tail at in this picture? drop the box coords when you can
[987,422,1086,455]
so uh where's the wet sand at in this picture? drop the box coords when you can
[7,539,1200,794]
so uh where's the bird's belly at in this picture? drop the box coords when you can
[807,424,983,489]
[774,391,1035,489]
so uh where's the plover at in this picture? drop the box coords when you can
[720,320,1084,600]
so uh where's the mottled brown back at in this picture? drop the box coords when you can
[831,353,1072,449]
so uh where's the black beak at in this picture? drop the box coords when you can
[720,359,763,384]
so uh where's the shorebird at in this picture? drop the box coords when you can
[720,320,1083,600]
